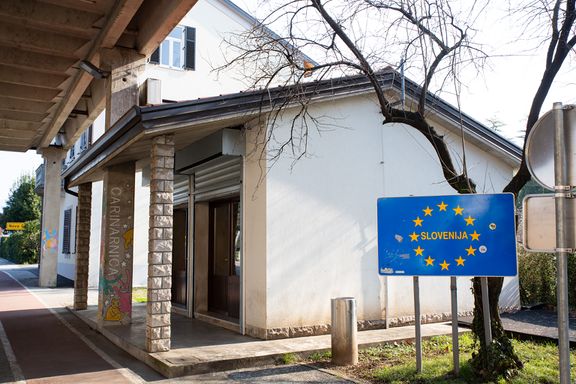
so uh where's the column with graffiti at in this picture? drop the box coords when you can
[98,162,136,326]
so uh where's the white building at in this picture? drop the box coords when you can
[63,69,521,339]
[37,0,521,345]
[43,0,276,287]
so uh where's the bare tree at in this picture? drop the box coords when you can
[222,0,575,378]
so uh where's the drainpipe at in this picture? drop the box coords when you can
[64,177,78,197]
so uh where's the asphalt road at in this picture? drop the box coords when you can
[0,262,352,383]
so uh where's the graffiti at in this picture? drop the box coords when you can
[123,229,134,249]
[100,175,135,324]
[42,229,58,252]
[105,298,122,321]
[101,265,133,322]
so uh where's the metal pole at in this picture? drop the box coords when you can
[413,276,422,373]
[480,277,492,346]
[331,297,358,365]
[553,101,571,384]
[450,277,459,376]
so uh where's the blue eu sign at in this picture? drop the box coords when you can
[377,194,517,277]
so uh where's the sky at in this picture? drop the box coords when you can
[1,0,574,208]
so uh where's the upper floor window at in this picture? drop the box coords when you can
[150,26,196,70]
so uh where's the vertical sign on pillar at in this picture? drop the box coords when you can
[98,162,135,325]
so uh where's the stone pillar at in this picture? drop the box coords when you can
[98,162,135,326]
[146,135,174,352]
[38,146,66,288]
[74,183,92,310]
[101,48,146,130]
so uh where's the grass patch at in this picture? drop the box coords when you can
[279,353,300,365]
[308,333,576,383]
[132,287,147,303]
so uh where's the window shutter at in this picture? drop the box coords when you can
[150,48,160,64]
[184,27,196,70]
[63,209,72,254]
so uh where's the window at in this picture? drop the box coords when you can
[62,208,72,254]
[150,26,196,70]
[68,144,75,161]
[79,127,90,151]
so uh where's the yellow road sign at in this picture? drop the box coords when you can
[6,222,25,231]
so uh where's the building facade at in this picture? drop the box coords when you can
[35,0,521,352]
[63,71,521,346]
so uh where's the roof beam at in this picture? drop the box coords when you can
[0,22,89,59]
[0,119,42,131]
[39,0,144,149]
[0,64,68,89]
[0,110,46,123]
[0,97,54,114]
[134,0,198,56]
[101,0,143,48]
[38,0,115,15]
[0,82,61,102]
[0,0,101,39]
[63,78,107,147]
[0,46,76,73]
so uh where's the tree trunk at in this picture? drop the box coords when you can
[470,276,523,378]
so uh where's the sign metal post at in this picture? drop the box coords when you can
[413,276,422,373]
[450,276,459,375]
[553,102,571,384]
[480,277,492,345]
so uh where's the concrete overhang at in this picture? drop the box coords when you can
[63,70,522,187]
[0,0,197,153]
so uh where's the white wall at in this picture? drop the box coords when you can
[56,189,77,281]
[261,94,519,329]
[142,0,254,101]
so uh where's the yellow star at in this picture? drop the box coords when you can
[413,216,423,227]
[470,231,480,241]
[409,232,419,242]
[414,246,424,256]
[440,260,450,270]
[466,245,476,256]
[455,256,465,266]
[464,216,476,226]
[425,256,435,266]
[453,205,464,215]
[437,201,448,211]
[423,206,433,216]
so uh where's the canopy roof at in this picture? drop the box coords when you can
[63,70,522,187]
[0,0,197,152]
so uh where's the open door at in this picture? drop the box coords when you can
[208,198,240,320]
[172,206,188,307]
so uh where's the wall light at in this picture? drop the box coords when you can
[78,60,110,79]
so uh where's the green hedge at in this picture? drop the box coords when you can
[518,247,576,308]
[0,219,40,264]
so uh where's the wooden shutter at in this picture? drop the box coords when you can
[184,27,196,70]
[150,48,160,64]
[62,209,72,254]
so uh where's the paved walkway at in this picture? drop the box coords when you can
[0,260,353,383]
[461,308,576,344]
[0,270,132,383]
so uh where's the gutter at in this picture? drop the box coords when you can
[62,108,143,185]
[62,70,522,184]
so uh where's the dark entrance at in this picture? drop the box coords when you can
[208,198,240,320]
[172,206,188,307]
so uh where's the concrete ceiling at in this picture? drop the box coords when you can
[0,0,197,152]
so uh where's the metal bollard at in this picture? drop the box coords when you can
[331,297,358,365]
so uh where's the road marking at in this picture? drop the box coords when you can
[0,320,26,384]
[1,270,144,384]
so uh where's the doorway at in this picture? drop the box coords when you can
[172,206,188,308]
[208,198,241,320]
